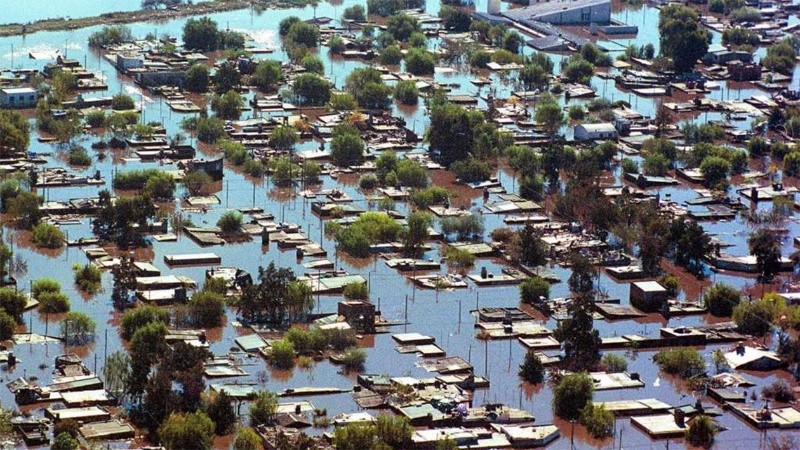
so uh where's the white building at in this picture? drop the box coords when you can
[0,87,38,108]
[573,123,618,141]
[115,53,145,72]
[502,0,612,26]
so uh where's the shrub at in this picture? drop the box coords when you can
[404,49,434,75]
[182,170,214,196]
[31,222,64,249]
[0,310,16,340]
[359,174,378,190]
[39,291,70,313]
[380,45,403,65]
[0,288,29,323]
[217,211,243,234]
[32,279,60,298]
[189,291,225,327]
[343,282,368,300]
[451,158,491,183]
[657,275,679,297]
[704,283,741,317]
[621,158,638,174]
[520,276,550,303]
[518,350,545,384]
[552,372,594,420]
[685,415,716,448]
[61,312,96,345]
[394,80,419,105]
[269,339,296,369]
[411,186,449,209]
[72,264,102,294]
[601,353,628,373]
[67,146,92,166]
[111,93,136,111]
[52,432,79,450]
[580,403,614,438]
[653,347,705,378]
[341,346,366,371]
[762,380,795,403]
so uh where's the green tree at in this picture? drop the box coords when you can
[748,228,782,285]
[520,276,550,303]
[269,125,299,152]
[7,191,42,229]
[395,79,419,105]
[184,64,210,93]
[111,93,136,111]
[204,391,236,435]
[380,44,403,65]
[250,391,278,426]
[403,212,430,256]
[404,48,434,75]
[252,60,282,91]
[686,415,716,448]
[704,283,741,317]
[346,68,392,109]
[658,5,710,73]
[343,282,369,300]
[653,347,706,378]
[214,60,241,94]
[103,350,131,397]
[331,126,365,167]
[733,295,783,336]
[269,338,296,369]
[518,350,545,384]
[188,291,225,327]
[699,155,731,189]
[217,211,243,233]
[581,403,614,438]
[51,432,79,450]
[0,310,16,340]
[0,111,30,155]
[0,288,28,323]
[535,98,564,136]
[39,291,70,313]
[552,372,594,420]
[342,5,366,21]
[601,353,628,373]
[159,412,215,450]
[286,22,320,47]
[211,90,243,120]
[31,222,65,249]
[387,14,420,41]
[234,427,262,450]
[183,17,219,51]
[61,312,96,345]
[291,73,331,106]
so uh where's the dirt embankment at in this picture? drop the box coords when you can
[0,1,253,37]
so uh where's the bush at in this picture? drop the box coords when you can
[121,305,170,340]
[621,158,638,174]
[685,415,716,448]
[704,283,741,317]
[411,186,449,209]
[0,288,29,323]
[380,45,403,65]
[343,282,368,300]
[331,127,365,167]
[111,93,136,111]
[518,350,545,384]
[404,49,434,75]
[520,276,549,303]
[269,339,296,369]
[601,353,628,373]
[359,174,378,190]
[450,158,491,183]
[217,211,243,234]
[67,146,92,166]
[341,346,366,371]
[72,264,102,294]
[657,275,679,297]
[183,170,214,196]
[552,372,594,420]
[61,312,96,345]
[189,291,225,327]
[0,310,16,340]
[580,403,614,438]
[32,278,60,298]
[52,432,79,450]
[762,380,795,402]
[31,222,64,249]
[653,347,705,378]
[394,80,419,105]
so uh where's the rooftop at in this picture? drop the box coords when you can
[502,0,610,21]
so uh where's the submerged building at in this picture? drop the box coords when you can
[502,0,612,26]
